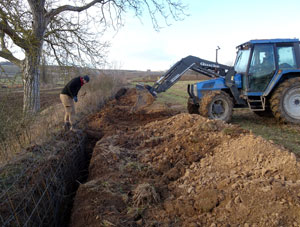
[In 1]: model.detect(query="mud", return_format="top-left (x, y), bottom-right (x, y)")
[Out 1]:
top-left (70, 88), bottom-right (300, 227)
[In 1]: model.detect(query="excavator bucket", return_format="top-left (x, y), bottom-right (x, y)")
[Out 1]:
top-left (132, 84), bottom-right (156, 112)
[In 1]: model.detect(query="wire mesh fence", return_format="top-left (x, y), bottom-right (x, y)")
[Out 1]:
top-left (0, 130), bottom-right (87, 227)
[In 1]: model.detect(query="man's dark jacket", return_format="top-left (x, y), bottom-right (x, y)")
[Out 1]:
top-left (61, 76), bottom-right (82, 98)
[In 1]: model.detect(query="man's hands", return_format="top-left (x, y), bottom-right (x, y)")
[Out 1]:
top-left (73, 96), bottom-right (78, 102)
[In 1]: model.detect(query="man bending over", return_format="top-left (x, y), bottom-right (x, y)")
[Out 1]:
top-left (60, 75), bottom-right (90, 131)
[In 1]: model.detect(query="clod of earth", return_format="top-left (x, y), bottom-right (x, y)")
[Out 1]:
top-left (70, 88), bottom-right (300, 227)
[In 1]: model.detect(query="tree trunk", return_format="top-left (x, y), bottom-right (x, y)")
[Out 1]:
top-left (22, 0), bottom-right (47, 114)
top-left (23, 52), bottom-right (41, 113)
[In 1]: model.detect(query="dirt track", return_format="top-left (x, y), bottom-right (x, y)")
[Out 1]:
top-left (70, 88), bottom-right (300, 227)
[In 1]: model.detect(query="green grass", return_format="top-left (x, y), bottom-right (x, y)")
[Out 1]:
top-left (232, 109), bottom-right (300, 155)
top-left (142, 80), bottom-right (199, 107)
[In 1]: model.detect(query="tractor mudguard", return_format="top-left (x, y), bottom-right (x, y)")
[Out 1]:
top-left (263, 70), bottom-right (300, 96)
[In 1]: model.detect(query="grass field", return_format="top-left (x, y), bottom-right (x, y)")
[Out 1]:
top-left (141, 80), bottom-right (196, 106)
top-left (141, 79), bottom-right (300, 156)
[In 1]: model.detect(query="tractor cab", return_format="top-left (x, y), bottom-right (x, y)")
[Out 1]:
top-left (234, 39), bottom-right (300, 96)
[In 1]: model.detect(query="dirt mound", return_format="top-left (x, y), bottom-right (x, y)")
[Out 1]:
top-left (152, 134), bottom-right (300, 226)
top-left (81, 88), bottom-right (174, 134)
top-left (70, 88), bottom-right (300, 227)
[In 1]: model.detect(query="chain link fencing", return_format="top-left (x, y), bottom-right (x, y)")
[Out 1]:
top-left (0, 130), bottom-right (88, 227)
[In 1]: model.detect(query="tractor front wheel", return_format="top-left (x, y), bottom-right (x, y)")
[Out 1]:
top-left (270, 77), bottom-right (300, 123)
top-left (199, 91), bottom-right (233, 122)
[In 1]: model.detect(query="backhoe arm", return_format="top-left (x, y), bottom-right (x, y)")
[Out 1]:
top-left (149, 55), bottom-right (232, 95)
top-left (133, 55), bottom-right (232, 112)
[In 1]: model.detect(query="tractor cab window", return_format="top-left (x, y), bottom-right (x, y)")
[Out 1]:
top-left (234, 49), bottom-right (250, 73)
top-left (277, 46), bottom-right (296, 69)
top-left (248, 44), bottom-right (275, 92)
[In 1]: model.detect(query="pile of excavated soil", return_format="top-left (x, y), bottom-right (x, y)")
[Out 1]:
top-left (70, 88), bottom-right (300, 227)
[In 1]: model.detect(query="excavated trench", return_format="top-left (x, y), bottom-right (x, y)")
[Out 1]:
top-left (0, 128), bottom-right (102, 227)
top-left (67, 88), bottom-right (300, 227)
top-left (59, 130), bottom-right (101, 226)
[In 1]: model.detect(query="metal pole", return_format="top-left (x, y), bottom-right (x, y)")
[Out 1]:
top-left (216, 46), bottom-right (220, 63)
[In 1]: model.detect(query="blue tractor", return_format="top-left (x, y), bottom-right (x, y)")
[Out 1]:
top-left (136, 38), bottom-right (300, 123)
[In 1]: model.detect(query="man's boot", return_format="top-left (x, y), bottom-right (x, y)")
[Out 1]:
top-left (64, 122), bottom-right (71, 131)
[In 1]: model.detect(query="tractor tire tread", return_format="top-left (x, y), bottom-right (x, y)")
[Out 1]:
top-left (270, 77), bottom-right (300, 123)
top-left (199, 90), bottom-right (233, 122)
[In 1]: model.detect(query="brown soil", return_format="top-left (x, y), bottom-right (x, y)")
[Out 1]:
top-left (70, 88), bottom-right (300, 227)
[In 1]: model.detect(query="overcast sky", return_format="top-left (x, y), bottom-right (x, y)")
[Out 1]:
top-left (106, 0), bottom-right (300, 71)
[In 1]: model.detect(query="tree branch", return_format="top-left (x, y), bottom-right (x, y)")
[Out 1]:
top-left (0, 50), bottom-right (22, 67)
top-left (0, 9), bottom-right (29, 51)
top-left (0, 24), bottom-right (28, 51)
top-left (45, 0), bottom-right (107, 23)
top-left (0, 30), bottom-right (7, 50)
top-left (0, 25), bottom-right (22, 67)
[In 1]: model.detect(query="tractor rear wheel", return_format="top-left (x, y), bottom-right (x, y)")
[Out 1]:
top-left (199, 91), bottom-right (233, 122)
top-left (187, 98), bottom-right (199, 114)
top-left (270, 77), bottom-right (300, 123)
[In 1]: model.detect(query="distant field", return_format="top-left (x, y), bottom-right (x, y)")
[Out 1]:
top-left (136, 79), bottom-right (300, 156)
top-left (0, 76), bottom-right (23, 88)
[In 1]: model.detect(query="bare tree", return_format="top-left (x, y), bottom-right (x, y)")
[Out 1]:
top-left (0, 0), bottom-right (186, 113)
